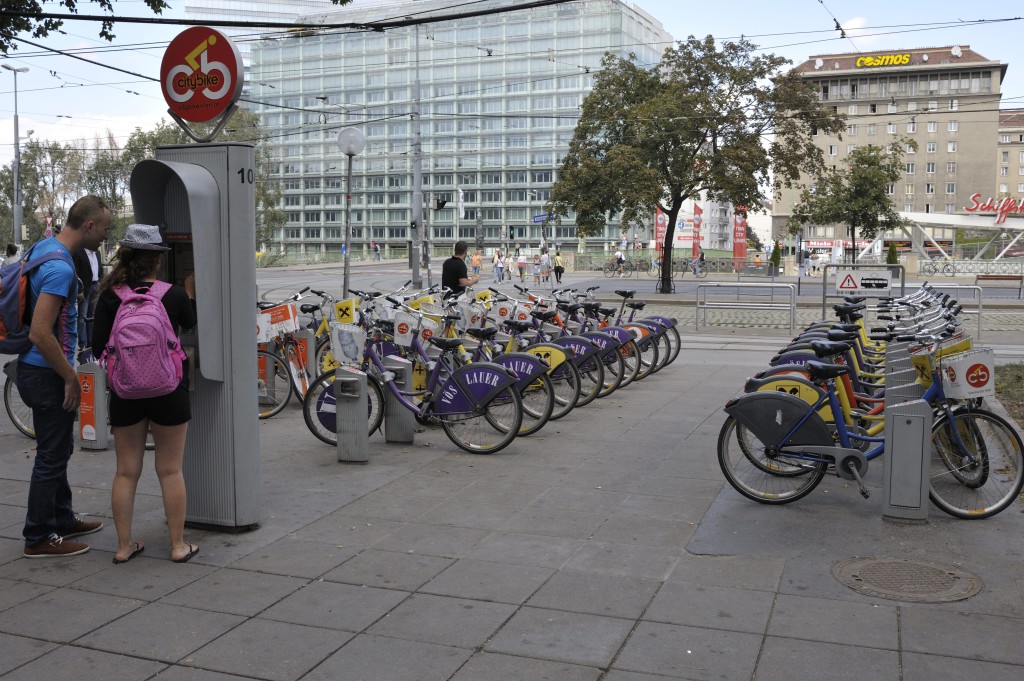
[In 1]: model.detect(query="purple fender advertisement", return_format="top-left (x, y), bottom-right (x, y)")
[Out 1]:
top-left (580, 331), bottom-right (620, 357)
top-left (644, 314), bottom-right (677, 329)
top-left (436, 362), bottom-right (518, 415)
top-left (550, 335), bottom-right (599, 365)
top-left (491, 352), bottom-right (549, 391)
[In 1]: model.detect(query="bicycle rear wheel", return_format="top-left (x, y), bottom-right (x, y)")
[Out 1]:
top-left (4, 377), bottom-right (34, 438)
top-left (302, 370), bottom-right (385, 445)
top-left (597, 348), bottom-right (625, 397)
top-left (617, 339), bottom-right (641, 388)
top-left (929, 408), bottom-right (1024, 519)
top-left (633, 336), bottom-right (660, 381)
top-left (257, 349), bottom-right (292, 419)
top-left (548, 361), bottom-right (582, 420)
top-left (440, 386), bottom-right (523, 454)
top-left (518, 373), bottom-right (555, 436)
top-left (717, 416), bottom-right (827, 504)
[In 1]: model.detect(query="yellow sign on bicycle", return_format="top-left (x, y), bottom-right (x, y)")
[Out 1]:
top-left (407, 295), bottom-right (434, 311)
top-left (333, 298), bottom-right (358, 324)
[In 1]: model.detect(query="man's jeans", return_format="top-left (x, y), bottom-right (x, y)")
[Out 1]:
top-left (17, 362), bottom-right (77, 546)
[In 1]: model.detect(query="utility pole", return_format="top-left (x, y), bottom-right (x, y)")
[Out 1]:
top-left (410, 24), bottom-right (423, 288)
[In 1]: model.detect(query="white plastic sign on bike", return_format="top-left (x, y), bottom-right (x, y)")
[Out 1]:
top-left (418, 316), bottom-right (439, 343)
top-left (393, 311), bottom-right (418, 347)
top-left (260, 303), bottom-right (299, 337)
top-left (457, 302), bottom-right (487, 331)
top-left (495, 302), bottom-right (516, 323)
top-left (328, 322), bottom-right (366, 367)
top-left (942, 347), bottom-right (996, 399)
top-left (834, 270), bottom-right (891, 295)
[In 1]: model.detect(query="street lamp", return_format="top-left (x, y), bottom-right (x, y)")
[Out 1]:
top-left (3, 64), bottom-right (29, 247)
top-left (337, 127), bottom-right (366, 297)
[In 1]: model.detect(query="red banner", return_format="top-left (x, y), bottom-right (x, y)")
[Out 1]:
top-left (655, 208), bottom-right (668, 251)
top-left (692, 204), bottom-right (703, 258)
top-left (732, 213), bottom-right (748, 268)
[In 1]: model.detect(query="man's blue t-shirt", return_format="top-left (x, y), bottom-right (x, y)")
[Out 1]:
top-left (19, 238), bottom-right (78, 368)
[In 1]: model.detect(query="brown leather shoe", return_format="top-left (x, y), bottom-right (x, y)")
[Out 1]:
top-left (60, 515), bottom-right (104, 539)
top-left (24, 535), bottom-right (90, 558)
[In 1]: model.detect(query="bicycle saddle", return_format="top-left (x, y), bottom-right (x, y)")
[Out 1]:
top-left (826, 329), bottom-right (859, 342)
top-left (810, 340), bottom-right (852, 358)
top-left (531, 309), bottom-right (559, 322)
top-left (465, 327), bottom-right (499, 340)
top-left (625, 301), bottom-right (647, 310)
top-left (599, 307), bottom-right (617, 316)
top-left (615, 290), bottom-right (635, 298)
top-left (559, 303), bottom-right (583, 314)
top-left (503, 320), bottom-right (533, 333)
top-left (581, 302), bottom-right (602, 313)
top-left (256, 301), bottom-right (276, 310)
top-left (833, 303), bottom-right (865, 315)
top-left (805, 360), bottom-right (851, 380)
top-left (299, 303), bottom-right (319, 315)
top-left (843, 296), bottom-right (867, 304)
top-left (427, 337), bottom-right (464, 351)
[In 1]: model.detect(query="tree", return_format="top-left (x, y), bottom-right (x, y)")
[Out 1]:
top-left (886, 241), bottom-right (899, 265)
top-left (788, 141), bottom-right (913, 263)
top-left (769, 239), bottom-right (781, 273)
top-left (550, 35), bottom-right (844, 292)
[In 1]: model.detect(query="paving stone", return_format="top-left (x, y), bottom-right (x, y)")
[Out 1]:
top-left (228, 538), bottom-right (360, 579)
top-left (420, 559), bottom-right (554, 604)
top-left (151, 666), bottom-right (260, 681)
top-left (77, 546), bottom-right (213, 587)
top-left (336, 491), bottom-right (443, 522)
top-left (0, 536), bottom-right (25, 566)
top-left (755, 636), bottom-right (900, 681)
top-left (616, 493), bottom-right (715, 522)
top-left (0, 631), bottom-right (57, 675)
top-left (590, 516), bottom-right (694, 548)
top-left (372, 523), bottom-right (491, 557)
top-left (0, 587), bottom-right (143, 642)
top-left (499, 507), bottom-right (607, 539)
top-left (613, 621), bottom-right (761, 680)
top-left (0, 644), bottom-right (166, 681)
top-left (467, 532), bottom-right (583, 568)
top-left (416, 500), bottom-right (526, 531)
top-left (644, 582), bottom-right (775, 635)
top-left (767, 593), bottom-right (898, 649)
top-left (526, 570), bottom-right (659, 619)
top-left (290, 514), bottom-right (411, 548)
top-left (563, 541), bottom-right (680, 580)
top-left (75, 602), bottom-right (245, 662)
top-left (530, 486), bottom-right (630, 513)
top-left (486, 606), bottom-right (634, 668)
top-left (450, 651), bottom-right (602, 681)
top-left (559, 468), bottom-right (648, 493)
top-left (452, 480), bottom-right (553, 506)
top-left (157, 568), bottom-right (307, 616)
top-left (377, 472), bottom-right (478, 499)
top-left (0, 502), bottom-right (24, 530)
top-left (902, 608), bottom-right (1024, 665)
top-left (0, 549), bottom-right (111, 586)
top-left (0, 576), bottom-right (54, 612)
top-left (603, 671), bottom-right (685, 681)
top-left (668, 554), bottom-right (785, 591)
top-left (368, 593), bottom-right (516, 648)
top-left (302, 634), bottom-right (472, 681)
top-left (902, 651), bottom-right (1024, 681)
top-left (321, 549), bottom-right (453, 590)
top-left (259, 579), bottom-right (408, 632)
top-left (184, 618), bottom-right (350, 681)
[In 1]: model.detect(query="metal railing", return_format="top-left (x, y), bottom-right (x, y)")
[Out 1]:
top-left (696, 282), bottom-right (797, 333)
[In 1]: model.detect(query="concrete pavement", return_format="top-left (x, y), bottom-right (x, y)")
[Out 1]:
top-left (1, 323), bottom-right (1022, 679)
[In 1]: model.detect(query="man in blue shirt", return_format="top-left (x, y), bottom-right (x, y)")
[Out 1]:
top-left (20, 195), bottom-right (111, 558)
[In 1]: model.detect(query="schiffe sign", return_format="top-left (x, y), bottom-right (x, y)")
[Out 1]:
top-left (160, 26), bottom-right (243, 142)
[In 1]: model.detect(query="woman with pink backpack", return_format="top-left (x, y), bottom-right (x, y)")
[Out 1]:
top-left (91, 224), bottom-right (199, 565)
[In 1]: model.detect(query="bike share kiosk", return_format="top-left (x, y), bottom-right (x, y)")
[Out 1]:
top-left (121, 27), bottom-right (259, 530)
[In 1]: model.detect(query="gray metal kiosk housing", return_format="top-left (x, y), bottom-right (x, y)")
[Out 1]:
top-left (129, 143), bottom-right (260, 530)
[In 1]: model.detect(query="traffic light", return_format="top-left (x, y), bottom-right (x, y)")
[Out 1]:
top-left (508, 225), bottom-right (515, 241)
top-left (434, 198), bottom-right (448, 210)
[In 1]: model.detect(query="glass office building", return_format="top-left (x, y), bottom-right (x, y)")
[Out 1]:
top-left (245, 0), bottom-right (672, 256)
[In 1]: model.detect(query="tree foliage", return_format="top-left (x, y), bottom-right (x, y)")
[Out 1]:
top-left (0, 1), bottom-right (169, 52)
top-left (787, 140), bottom-right (913, 257)
top-left (550, 35), bottom-right (844, 291)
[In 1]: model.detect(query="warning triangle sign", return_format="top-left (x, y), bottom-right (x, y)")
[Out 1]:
top-left (838, 274), bottom-right (859, 290)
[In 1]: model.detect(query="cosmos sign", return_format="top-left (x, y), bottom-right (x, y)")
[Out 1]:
top-left (855, 54), bottom-right (911, 68)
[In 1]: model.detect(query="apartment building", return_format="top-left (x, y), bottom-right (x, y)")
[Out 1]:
top-left (775, 46), bottom-right (1007, 249)
top-left (243, 0), bottom-right (671, 256)
top-left (997, 108), bottom-right (1024, 197)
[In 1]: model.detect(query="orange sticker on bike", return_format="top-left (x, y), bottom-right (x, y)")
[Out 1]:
top-left (966, 363), bottom-right (990, 388)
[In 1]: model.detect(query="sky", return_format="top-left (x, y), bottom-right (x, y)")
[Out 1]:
top-left (0, 0), bottom-right (1022, 167)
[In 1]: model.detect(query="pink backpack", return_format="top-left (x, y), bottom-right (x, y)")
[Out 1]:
top-left (101, 281), bottom-right (186, 399)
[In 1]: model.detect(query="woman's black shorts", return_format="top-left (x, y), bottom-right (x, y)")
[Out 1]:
top-left (108, 381), bottom-right (191, 427)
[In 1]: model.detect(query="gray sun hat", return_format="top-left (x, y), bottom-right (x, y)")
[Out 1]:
top-left (119, 223), bottom-right (170, 251)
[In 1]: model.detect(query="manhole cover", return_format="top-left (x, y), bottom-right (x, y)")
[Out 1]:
top-left (832, 557), bottom-right (982, 603)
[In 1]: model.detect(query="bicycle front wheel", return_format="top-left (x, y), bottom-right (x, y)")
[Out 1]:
top-left (4, 377), bottom-right (34, 438)
top-left (518, 373), bottom-right (555, 437)
top-left (302, 371), bottom-right (386, 446)
top-left (440, 386), bottom-right (523, 454)
top-left (694, 266), bottom-right (708, 279)
top-left (597, 348), bottom-right (625, 398)
top-left (633, 336), bottom-right (660, 381)
top-left (617, 339), bottom-right (642, 388)
top-left (257, 349), bottom-right (292, 419)
top-left (548, 360), bottom-right (582, 420)
top-left (718, 416), bottom-right (827, 504)
top-left (929, 408), bottom-right (1024, 519)
top-left (603, 262), bottom-right (617, 278)
top-left (574, 355), bottom-right (605, 408)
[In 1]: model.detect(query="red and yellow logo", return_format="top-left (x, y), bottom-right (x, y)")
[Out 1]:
top-left (161, 27), bottom-right (243, 122)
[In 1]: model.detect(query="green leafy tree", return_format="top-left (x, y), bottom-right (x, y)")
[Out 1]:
top-left (550, 35), bottom-right (844, 292)
top-left (788, 141), bottom-right (913, 263)
top-left (886, 241), bottom-right (899, 265)
top-left (769, 240), bottom-right (781, 268)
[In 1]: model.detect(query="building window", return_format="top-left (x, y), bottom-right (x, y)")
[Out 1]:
top-left (888, 102), bottom-right (897, 113)
top-left (905, 184), bottom-right (915, 195)
top-left (947, 141), bottom-right (957, 153)
top-left (904, 203), bottom-right (915, 212)
top-left (1000, 134), bottom-right (1012, 143)
top-left (926, 162), bottom-right (936, 174)
top-left (947, 162), bottom-right (957, 173)
top-left (946, 182), bottom-right (956, 194)
top-left (927, 142), bottom-right (936, 153)
top-left (1000, 167), bottom-right (1008, 176)
top-left (1000, 183), bottom-right (1008, 193)
top-left (848, 104), bottom-right (858, 114)
top-left (948, 120), bottom-right (958, 132)
top-left (906, 121), bottom-right (916, 133)
top-left (285, 228), bottom-right (301, 239)
top-left (906, 143), bottom-right (915, 154)
top-left (304, 212), bottom-right (321, 222)
top-left (286, 212), bottom-right (301, 223)
top-left (828, 145), bottom-right (838, 156)
top-left (867, 124), bottom-right (876, 135)
top-left (924, 204), bottom-right (932, 213)
top-left (925, 183), bottom-right (934, 195)
top-left (886, 183), bottom-right (895, 195)
top-left (927, 121), bottom-right (938, 133)
top-left (1020, 151), bottom-right (1024, 163)
top-left (905, 163), bottom-right (915, 174)
top-left (946, 203), bottom-right (956, 214)
top-left (1019, 183), bottom-right (1024, 193)
top-left (887, 122), bottom-right (897, 134)
top-left (304, 228), bottom-right (321, 239)
top-left (949, 99), bottom-right (959, 111)
top-left (847, 125), bottom-right (857, 136)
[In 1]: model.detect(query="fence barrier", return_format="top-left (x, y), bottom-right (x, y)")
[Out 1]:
top-left (696, 282), bottom-right (797, 333)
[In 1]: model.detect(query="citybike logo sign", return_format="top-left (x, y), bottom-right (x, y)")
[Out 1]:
top-left (966, 363), bottom-right (990, 389)
top-left (160, 27), bottom-right (243, 123)
top-left (855, 54), bottom-right (911, 68)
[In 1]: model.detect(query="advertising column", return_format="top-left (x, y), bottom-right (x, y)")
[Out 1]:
top-left (732, 212), bottom-right (748, 270)
top-left (692, 204), bottom-right (702, 258)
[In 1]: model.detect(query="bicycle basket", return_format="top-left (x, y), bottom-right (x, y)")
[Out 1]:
top-left (328, 322), bottom-right (367, 367)
top-left (908, 330), bottom-right (972, 387)
top-left (940, 347), bottom-right (995, 400)
top-left (457, 302), bottom-right (487, 331)
top-left (392, 311), bottom-right (419, 347)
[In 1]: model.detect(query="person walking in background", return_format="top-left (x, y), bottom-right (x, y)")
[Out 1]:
top-left (533, 253), bottom-right (542, 285)
top-left (470, 250), bottom-right (482, 277)
top-left (517, 251), bottom-right (527, 282)
top-left (92, 224), bottom-right (199, 564)
top-left (20, 195), bottom-right (110, 558)
top-left (553, 251), bottom-right (565, 284)
top-left (372, 242), bottom-right (381, 261)
top-left (492, 250), bottom-right (504, 283)
top-left (442, 240), bottom-right (479, 298)
top-left (540, 249), bottom-right (551, 283)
